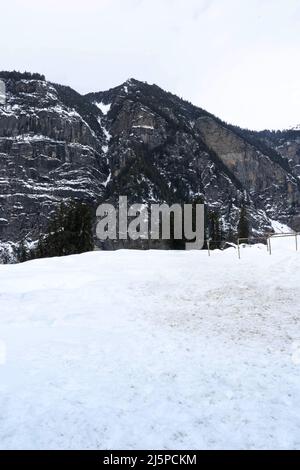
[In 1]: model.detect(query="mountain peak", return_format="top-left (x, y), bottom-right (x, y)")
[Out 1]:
top-left (0, 71), bottom-right (300, 258)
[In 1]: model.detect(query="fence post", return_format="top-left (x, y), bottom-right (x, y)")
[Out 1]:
top-left (268, 237), bottom-right (272, 255)
top-left (207, 239), bottom-right (211, 257)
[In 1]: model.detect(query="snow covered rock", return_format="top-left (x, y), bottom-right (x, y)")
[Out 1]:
top-left (1, 72), bottom-right (300, 253)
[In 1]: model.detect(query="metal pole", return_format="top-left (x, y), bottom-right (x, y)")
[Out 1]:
top-left (268, 237), bottom-right (272, 255)
top-left (296, 233), bottom-right (298, 252)
top-left (207, 240), bottom-right (211, 257)
top-left (238, 240), bottom-right (241, 259)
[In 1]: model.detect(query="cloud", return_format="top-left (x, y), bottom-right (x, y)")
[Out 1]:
top-left (0, 0), bottom-right (299, 129)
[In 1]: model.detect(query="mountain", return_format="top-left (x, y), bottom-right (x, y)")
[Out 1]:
top-left (0, 72), bottom-right (300, 259)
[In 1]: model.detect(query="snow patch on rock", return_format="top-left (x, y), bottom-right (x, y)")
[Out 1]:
top-left (271, 220), bottom-right (294, 234)
top-left (95, 102), bottom-right (111, 116)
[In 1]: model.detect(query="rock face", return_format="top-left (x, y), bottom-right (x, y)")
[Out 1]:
top-left (0, 72), bottom-right (300, 256)
top-left (0, 76), bottom-right (108, 242)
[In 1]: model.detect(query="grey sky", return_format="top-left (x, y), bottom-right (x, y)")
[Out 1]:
top-left (1, 0), bottom-right (299, 130)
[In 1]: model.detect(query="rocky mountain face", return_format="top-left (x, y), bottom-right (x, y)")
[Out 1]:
top-left (0, 72), bottom-right (300, 259)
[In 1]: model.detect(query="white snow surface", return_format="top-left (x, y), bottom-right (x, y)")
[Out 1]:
top-left (132, 125), bottom-right (154, 130)
top-left (95, 102), bottom-right (111, 116)
top-left (0, 238), bottom-right (300, 450)
top-left (271, 220), bottom-right (295, 234)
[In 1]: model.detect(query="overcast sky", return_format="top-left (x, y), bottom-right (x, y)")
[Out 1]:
top-left (1, 0), bottom-right (299, 130)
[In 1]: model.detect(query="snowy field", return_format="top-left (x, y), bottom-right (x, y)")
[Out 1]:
top-left (0, 238), bottom-right (300, 450)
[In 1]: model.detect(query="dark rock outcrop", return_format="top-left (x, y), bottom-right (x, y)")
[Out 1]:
top-left (0, 75), bottom-right (108, 242)
top-left (0, 72), bottom-right (299, 259)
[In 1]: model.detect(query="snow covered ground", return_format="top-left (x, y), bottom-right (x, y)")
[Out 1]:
top-left (0, 238), bottom-right (300, 450)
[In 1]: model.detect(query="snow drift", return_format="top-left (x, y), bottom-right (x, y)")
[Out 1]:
top-left (0, 239), bottom-right (299, 449)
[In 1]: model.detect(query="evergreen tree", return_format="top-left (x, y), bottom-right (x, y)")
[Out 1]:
top-left (18, 240), bottom-right (28, 263)
top-left (208, 212), bottom-right (222, 249)
top-left (30, 202), bottom-right (94, 259)
top-left (192, 196), bottom-right (207, 250)
top-left (237, 205), bottom-right (249, 241)
top-left (170, 196), bottom-right (205, 250)
top-left (169, 203), bottom-right (185, 250)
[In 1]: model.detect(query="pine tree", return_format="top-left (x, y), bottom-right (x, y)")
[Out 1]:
top-left (169, 203), bottom-right (185, 250)
top-left (237, 205), bottom-right (249, 241)
top-left (208, 212), bottom-right (222, 249)
top-left (31, 202), bottom-right (94, 259)
top-left (17, 240), bottom-right (28, 263)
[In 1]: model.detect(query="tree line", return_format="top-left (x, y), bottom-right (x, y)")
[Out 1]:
top-left (17, 201), bottom-right (250, 262)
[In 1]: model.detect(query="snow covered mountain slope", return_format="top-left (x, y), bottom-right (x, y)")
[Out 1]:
top-left (0, 239), bottom-right (299, 449)
top-left (0, 74), bottom-right (109, 243)
top-left (0, 72), bottom-right (300, 253)
top-left (86, 79), bottom-right (300, 235)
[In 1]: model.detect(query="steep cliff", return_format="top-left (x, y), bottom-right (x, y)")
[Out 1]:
top-left (0, 72), bottom-right (299, 259)
top-left (0, 75), bottom-right (108, 243)
top-left (87, 78), bottom-right (300, 235)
